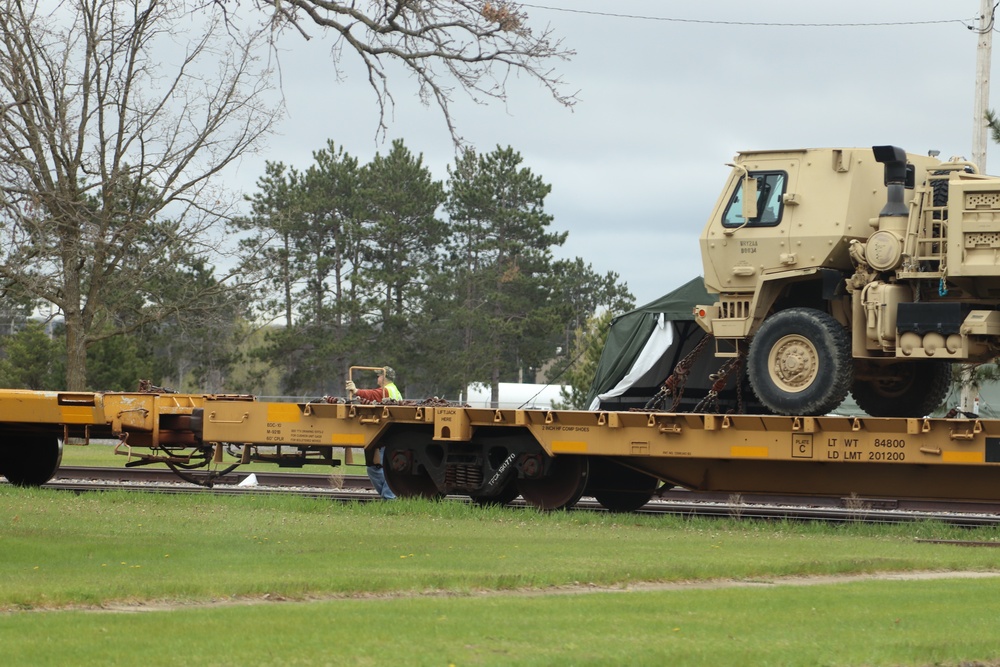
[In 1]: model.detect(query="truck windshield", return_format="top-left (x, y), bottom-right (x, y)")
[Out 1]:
top-left (722, 171), bottom-right (787, 227)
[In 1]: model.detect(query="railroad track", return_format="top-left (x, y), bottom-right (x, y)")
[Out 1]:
top-left (18, 466), bottom-right (1000, 527)
top-left (54, 465), bottom-right (367, 489)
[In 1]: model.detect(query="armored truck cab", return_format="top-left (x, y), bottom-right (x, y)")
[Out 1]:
top-left (696, 146), bottom-right (1000, 417)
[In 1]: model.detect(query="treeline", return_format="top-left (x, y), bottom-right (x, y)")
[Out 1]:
top-left (0, 140), bottom-right (633, 400)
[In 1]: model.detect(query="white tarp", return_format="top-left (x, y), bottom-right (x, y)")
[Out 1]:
top-left (588, 314), bottom-right (675, 410)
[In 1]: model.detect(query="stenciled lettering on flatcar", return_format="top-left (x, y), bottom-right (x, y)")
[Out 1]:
top-left (486, 452), bottom-right (518, 488)
top-left (825, 436), bottom-right (870, 460)
top-left (792, 434), bottom-right (813, 458)
top-left (289, 428), bottom-right (323, 444)
top-left (868, 451), bottom-right (906, 461)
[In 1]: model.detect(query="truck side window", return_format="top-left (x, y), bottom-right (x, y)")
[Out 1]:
top-left (722, 171), bottom-right (787, 227)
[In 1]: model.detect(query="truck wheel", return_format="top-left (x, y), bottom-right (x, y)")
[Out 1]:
top-left (852, 361), bottom-right (952, 417)
top-left (748, 308), bottom-right (853, 416)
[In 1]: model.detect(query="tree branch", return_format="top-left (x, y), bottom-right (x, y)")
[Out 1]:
top-left (221, 0), bottom-right (576, 143)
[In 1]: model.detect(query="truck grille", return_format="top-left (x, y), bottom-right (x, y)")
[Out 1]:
top-left (966, 192), bottom-right (1000, 209)
top-left (720, 298), bottom-right (752, 319)
top-left (965, 232), bottom-right (1000, 248)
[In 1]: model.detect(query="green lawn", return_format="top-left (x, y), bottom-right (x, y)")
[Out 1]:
top-left (2, 486), bottom-right (1000, 666)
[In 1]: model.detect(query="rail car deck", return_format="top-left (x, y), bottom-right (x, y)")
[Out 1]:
top-left (2, 390), bottom-right (1000, 510)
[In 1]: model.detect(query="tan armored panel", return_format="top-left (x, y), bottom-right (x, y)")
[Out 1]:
top-left (946, 174), bottom-right (1000, 284)
top-left (700, 148), bottom-right (946, 296)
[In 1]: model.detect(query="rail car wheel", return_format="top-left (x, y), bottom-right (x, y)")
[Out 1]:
top-left (470, 479), bottom-right (520, 507)
top-left (383, 446), bottom-right (442, 499)
top-left (748, 307), bottom-right (853, 416)
top-left (588, 461), bottom-right (659, 513)
top-left (1, 435), bottom-right (63, 486)
top-left (515, 455), bottom-right (588, 511)
top-left (852, 360), bottom-right (952, 417)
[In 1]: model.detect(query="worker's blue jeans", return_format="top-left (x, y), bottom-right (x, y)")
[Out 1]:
top-left (367, 447), bottom-right (396, 499)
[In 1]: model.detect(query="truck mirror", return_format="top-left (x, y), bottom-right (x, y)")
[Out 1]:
top-left (742, 174), bottom-right (759, 220)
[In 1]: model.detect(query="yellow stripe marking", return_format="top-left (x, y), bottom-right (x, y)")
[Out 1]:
top-left (551, 441), bottom-right (588, 453)
top-left (942, 450), bottom-right (985, 463)
top-left (60, 406), bottom-right (96, 424)
top-left (730, 445), bottom-right (769, 458)
top-left (266, 403), bottom-right (302, 423)
top-left (331, 433), bottom-right (366, 446)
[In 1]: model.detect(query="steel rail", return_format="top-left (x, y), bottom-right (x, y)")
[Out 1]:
top-left (55, 466), bottom-right (370, 489)
top-left (17, 467), bottom-right (1000, 527)
top-left (54, 466), bottom-right (1000, 516)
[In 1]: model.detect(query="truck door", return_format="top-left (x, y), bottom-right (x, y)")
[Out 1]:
top-left (703, 159), bottom-right (798, 293)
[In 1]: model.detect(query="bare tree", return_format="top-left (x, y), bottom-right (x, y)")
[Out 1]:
top-left (238, 0), bottom-right (577, 142)
top-left (0, 0), bottom-right (281, 390)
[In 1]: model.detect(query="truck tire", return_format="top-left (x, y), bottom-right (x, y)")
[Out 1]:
top-left (748, 308), bottom-right (853, 416)
top-left (852, 361), bottom-right (952, 417)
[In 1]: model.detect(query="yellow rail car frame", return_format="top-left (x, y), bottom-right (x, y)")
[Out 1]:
top-left (3, 388), bottom-right (1000, 503)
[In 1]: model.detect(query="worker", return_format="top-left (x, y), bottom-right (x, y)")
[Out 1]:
top-left (345, 367), bottom-right (402, 402)
top-left (346, 367), bottom-right (402, 499)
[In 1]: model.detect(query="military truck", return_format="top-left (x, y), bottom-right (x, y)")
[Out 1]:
top-left (695, 145), bottom-right (1000, 417)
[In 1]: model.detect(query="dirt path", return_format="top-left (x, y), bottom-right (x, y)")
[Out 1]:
top-left (39, 569), bottom-right (1000, 614)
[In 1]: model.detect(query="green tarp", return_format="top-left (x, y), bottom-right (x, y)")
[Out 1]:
top-left (586, 277), bottom-right (712, 410)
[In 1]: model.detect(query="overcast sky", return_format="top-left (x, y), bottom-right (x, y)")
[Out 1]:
top-left (230, 1), bottom-right (988, 308)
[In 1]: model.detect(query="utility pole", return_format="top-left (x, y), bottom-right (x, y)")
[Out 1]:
top-left (963, 0), bottom-right (994, 415)
top-left (973, 0), bottom-right (993, 173)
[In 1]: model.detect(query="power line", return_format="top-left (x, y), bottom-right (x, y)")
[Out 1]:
top-left (518, 4), bottom-right (976, 29)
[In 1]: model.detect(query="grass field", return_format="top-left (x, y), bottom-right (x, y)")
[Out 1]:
top-left (3, 486), bottom-right (1000, 666)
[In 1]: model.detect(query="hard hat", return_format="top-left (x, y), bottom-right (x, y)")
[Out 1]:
top-left (379, 367), bottom-right (396, 381)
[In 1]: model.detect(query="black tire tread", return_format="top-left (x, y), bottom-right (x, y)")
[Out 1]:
top-left (748, 308), bottom-right (853, 416)
top-left (852, 361), bottom-right (952, 418)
